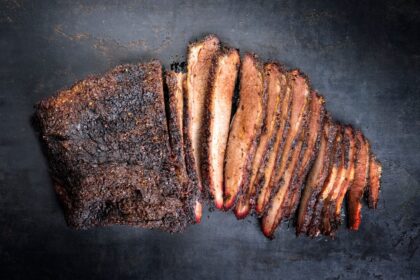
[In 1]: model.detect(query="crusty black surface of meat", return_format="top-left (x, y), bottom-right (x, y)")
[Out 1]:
top-left (35, 61), bottom-right (196, 232)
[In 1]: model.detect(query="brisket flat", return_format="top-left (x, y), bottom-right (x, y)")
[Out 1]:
top-left (36, 61), bottom-right (195, 232)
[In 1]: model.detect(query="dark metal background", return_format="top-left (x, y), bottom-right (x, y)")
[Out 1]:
top-left (1, 0), bottom-right (419, 279)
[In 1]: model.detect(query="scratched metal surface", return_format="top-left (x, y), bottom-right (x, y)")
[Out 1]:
top-left (1, 0), bottom-right (419, 279)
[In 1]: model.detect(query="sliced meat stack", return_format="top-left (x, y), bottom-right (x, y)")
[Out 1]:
top-left (35, 34), bottom-right (382, 238)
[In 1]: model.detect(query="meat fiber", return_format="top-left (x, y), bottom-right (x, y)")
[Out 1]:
top-left (256, 70), bottom-right (310, 215)
top-left (347, 131), bottom-right (370, 230)
top-left (234, 63), bottom-right (285, 219)
top-left (35, 61), bottom-right (196, 232)
top-left (185, 35), bottom-right (220, 222)
top-left (202, 47), bottom-right (240, 209)
top-left (224, 53), bottom-right (265, 210)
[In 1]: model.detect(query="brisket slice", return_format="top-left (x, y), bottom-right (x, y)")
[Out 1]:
top-left (324, 126), bottom-right (357, 235)
top-left (224, 53), bottom-right (265, 210)
top-left (165, 71), bottom-right (186, 169)
top-left (296, 116), bottom-right (337, 235)
top-left (256, 70), bottom-right (310, 215)
top-left (234, 63), bottom-right (285, 219)
top-left (185, 35), bottom-right (220, 222)
top-left (367, 154), bottom-right (382, 209)
top-left (282, 92), bottom-right (325, 220)
top-left (308, 124), bottom-right (343, 237)
top-left (36, 61), bottom-right (195, 232)
top-left (201, 47), bottom-right (240, 209)
top-left (319, 126), bottom-right (348, 236)
top-left (347, 131), bottom-right (370, 230)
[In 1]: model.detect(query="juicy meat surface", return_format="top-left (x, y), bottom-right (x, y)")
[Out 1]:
top-left (234, 63), bottom-right (285, 219)
top-left (256, 69), bottom-right (310, 215)
top-left (368, 155), bottom-right (382, 209)
top-left (202, 47), bottom-right (240, 209)
top-left (36, 61), bottom-right (196, 232)
top-left (308, 125), bottom-right (342, 237)
top-left (185, 35), bottom-right (220, 222)
top-left (347, 131), bottom-right (370, 230)
top-left (296, 117), bottom-right (337, 235)
top-left (224, 53), bottom-right (265, 210)
top-left (282, 92), bottom-right (325, 220)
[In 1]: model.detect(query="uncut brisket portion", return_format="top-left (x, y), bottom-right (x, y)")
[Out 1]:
top-left (36, 61), bottom-right (195, 232)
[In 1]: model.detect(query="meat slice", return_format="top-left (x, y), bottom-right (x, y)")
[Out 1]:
top-left (260, 91), bottom-right (323, 238)
top-left (185, 35), bottom-right (220, 222)
top-left (202, 47), bottom-right (240, 209)
top-left (296, 117), bottom-right (337, 235)
top-left (307, 125), bottom-right (343, 237)
top-left (367, 154), bottom-right (382, 209)
top-left (35, 61), bottom-right (196, 232)
top-left (319, 126), bottom-right (349, 236)
top-left (282, 92), bottom-right (326, 220)
top-left (256, 69), bottom-right (310, 215)
top-left (325, 126), bottom-right (357, 235)
top-left (347, 131), bottom-right (370, 230)
top-left (234, 63), bottom-right (285, 219)
top-left (165, 71), bottom-right (186, 168)
top-left (224, 53), bottom-right (265, 210)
